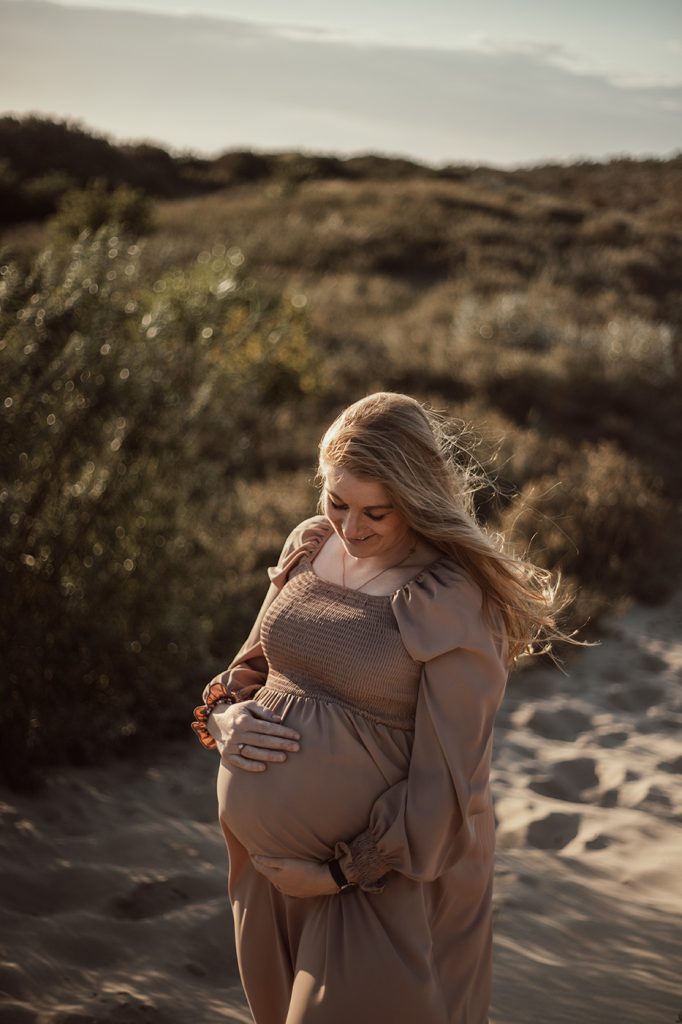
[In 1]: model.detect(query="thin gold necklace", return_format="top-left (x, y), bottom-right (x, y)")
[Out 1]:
top-left (342, 534), bottom-right (418, 593)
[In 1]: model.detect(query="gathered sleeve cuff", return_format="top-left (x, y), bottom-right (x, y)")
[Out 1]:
top-left (192, 514), bottom-right (332, 748)
top-left (336, 560), bottom-right (510, 891)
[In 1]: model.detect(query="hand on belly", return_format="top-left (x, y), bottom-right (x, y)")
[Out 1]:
top-left (250, 855), bottom-right (339, 897)
top-left (209, 699), bottom-right (301, 771)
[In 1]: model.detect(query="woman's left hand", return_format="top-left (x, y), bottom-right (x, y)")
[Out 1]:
top-left (251, 854), bottom-right (340, 898)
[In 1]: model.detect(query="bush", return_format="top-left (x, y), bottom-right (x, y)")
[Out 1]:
top-left (497, 440), bottom-right (679, 610)
top-left (47, 177), bottom-right (155, 243)
top-left (0, 226), bottom-right (321, 787)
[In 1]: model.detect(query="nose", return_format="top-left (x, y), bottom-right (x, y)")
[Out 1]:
top-left (341, 510), bottom-right (363, 538)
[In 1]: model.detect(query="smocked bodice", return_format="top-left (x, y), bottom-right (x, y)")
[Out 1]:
top-left (259, 553), bottom-right (422, 729)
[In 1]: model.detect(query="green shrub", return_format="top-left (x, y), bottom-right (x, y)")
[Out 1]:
top-left (497, 440), bottom-right (678, 609)
top-left (0, 226), bottom-right (321, 787)
top-left (47, 177), bottom-right (155, 243)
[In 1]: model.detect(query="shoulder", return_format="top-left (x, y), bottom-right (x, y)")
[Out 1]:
top-left (391, 556), bottom-right (504, 664)
top-left (281, 514), bottom-right (332, 556)
top-left (266, 514), bottom-right (332, 589)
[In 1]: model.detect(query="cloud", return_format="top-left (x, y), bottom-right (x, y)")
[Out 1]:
top-left (1, 0), bottom-right (680, 166)
top-left (454, 33), bottom-right (574, 63)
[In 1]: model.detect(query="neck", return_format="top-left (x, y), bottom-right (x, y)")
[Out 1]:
top-left (343, 531), bottom-right (417, 571)
top-left (341, 531), bottom-right (418, 591)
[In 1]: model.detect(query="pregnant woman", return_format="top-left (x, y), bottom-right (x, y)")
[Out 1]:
top-left (192, 391), bottom-right (572, 1024)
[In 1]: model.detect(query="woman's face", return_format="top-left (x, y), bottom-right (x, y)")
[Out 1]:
top-left (322, 465), bottom-right (414, 559)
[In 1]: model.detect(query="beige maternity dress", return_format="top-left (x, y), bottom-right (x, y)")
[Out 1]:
top-left (200, 514), bottom-right (510, 1024)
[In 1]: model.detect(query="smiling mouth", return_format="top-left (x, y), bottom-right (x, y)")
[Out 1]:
top-left (347, 535), bottom-right (373, 542)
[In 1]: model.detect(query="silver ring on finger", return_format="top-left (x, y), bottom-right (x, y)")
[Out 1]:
top-left (237, 742), bottom-right (246, 753)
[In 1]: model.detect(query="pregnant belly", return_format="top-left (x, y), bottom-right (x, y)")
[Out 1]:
top-left (216, 687), bottom-right (410, 861)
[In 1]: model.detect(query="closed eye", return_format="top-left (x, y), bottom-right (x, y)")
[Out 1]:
top-left (328, 498), bottom-right (387, 522)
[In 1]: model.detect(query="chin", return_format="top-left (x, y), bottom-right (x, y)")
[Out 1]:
top-left (345, 535), bottom-right (376, 548)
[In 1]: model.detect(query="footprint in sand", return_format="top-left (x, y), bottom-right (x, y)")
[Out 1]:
top-left (529, 756), bottom-right (599, 803)
top-left (584, 833), bottom-right (614, 851)
top-left (657, 754), bottom-right (682, 774)
top-left (594, 729), bottom-right (630, 748)
top-left (497, 808), bottom-right (583, 851)
top-left (606, 681), bottom-right (664, 712)
top-left (108, 873), bottom-right (220, 920)
top-left (511, 704), bottom-right (592, 741)
top-left (637, 650), bottom-right (668, 673)
top-left (526, 811), bottom-right (582, 850)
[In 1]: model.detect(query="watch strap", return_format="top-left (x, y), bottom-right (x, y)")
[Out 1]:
top-left (327, 857), bottom-right (355, 892)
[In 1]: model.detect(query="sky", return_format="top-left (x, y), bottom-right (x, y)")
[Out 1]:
top-left (1, 0), bottom-right (680, 167)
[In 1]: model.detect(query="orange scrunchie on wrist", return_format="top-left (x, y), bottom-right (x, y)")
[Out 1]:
top-left (191, 680), bottom-right (239, 749)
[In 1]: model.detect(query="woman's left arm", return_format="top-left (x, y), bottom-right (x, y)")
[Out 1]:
top-left (251, 637), bottom-right (507, 899)
top-left (334, 575), bottom-right (510, 892)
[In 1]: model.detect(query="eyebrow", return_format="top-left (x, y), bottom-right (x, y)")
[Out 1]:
top-left (328, 490), bottom-right (394, 510)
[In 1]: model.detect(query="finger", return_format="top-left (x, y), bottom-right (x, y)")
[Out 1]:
top-left (246, 704), bottom-right (286, 724)
top-left (252, 855), bottom-right (283, 867)
top-left (234, 744), bottom-right (291, 764)
top-left (242, 719), bottom-right (301, 741)
top-left (237, 732), bottom-right (300, 751)
top-left (221, 754), bottom-right (267, 773)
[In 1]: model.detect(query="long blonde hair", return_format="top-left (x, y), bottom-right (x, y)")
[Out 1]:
top-left (314, 391), bottom-right (583, 671)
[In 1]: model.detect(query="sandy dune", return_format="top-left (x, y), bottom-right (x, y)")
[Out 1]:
top-left (1, 589), bottom-right (680, 1023)
top-left (490, 588), bottom-right (681, 1024)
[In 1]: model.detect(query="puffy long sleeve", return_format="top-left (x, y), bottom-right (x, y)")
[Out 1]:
top-left (199, 515), bottom-right (330, 706)
top-left (334, 562), bottom-right (510, 892)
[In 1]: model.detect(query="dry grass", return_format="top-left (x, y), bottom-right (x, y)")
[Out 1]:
top-left (2, 153), bottom-right (680, 780)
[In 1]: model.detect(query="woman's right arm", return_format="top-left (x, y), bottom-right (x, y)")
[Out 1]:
top-left (200, 576), bottom-right (281, 706)
top-left (204, 575), bottom-right (301, 773)
top-left (193, 521), bottom-right (309, 770)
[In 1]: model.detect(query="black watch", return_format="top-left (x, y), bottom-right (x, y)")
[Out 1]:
top-left (327, 857), bottom-right (356, 893)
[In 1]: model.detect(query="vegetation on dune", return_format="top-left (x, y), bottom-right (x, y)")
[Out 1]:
top-left (1, 116), bottom-right (680, 786)
top-left (1, 208), bottom-right (319, 787)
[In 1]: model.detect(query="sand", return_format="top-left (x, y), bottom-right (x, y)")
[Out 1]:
top-left (1, 588), bottom-right (680, 1024)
